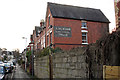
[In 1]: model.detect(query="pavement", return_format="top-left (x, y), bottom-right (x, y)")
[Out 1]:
top-left (13, 63), bottom-right (30, 79)
top-left (5, 63), bottom-right (31, 80)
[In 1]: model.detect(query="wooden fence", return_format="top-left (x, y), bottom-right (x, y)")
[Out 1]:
top-left (103, 65), bottom-right (120, 79)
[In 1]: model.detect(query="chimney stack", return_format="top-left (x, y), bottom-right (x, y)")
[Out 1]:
top-left (40, 19), bottom-right (44, 27)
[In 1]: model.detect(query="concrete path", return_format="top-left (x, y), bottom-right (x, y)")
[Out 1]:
top-left (13, 64), bottom-right (30, 80)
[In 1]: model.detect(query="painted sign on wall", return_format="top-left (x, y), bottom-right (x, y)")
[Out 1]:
top-left (54, 26), bottom-right (72, 37)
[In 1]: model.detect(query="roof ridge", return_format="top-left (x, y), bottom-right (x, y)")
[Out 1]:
top-left (48, 2), bottom-right (100, 10)
top-left (47, 2), bottom-right (110, 23)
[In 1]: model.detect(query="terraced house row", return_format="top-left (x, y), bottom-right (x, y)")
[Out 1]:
top-left (30, 2), bottom-right (110, 51)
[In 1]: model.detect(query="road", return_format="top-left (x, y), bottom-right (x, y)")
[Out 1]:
top-left (5, 64), bottom-right (31, 80)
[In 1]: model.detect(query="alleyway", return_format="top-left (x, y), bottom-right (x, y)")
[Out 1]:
top-left (13, 64), bottom-right (30, 79)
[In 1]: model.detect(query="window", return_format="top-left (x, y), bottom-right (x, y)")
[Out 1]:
top-left (50, 33), bottom-right (52, 44)
top-left (48, 15), bottom-right (50, 27)
top-left (47, 35), bottom-right (49, 45)
top-left (37, 43), bottom-right (38, 49)
top-left (82, 32), bottom-right (88, 44)
top-left (119, 17), bottom-right (120, 20)
top-left (41, 36), bottom-right (45, 49)
top-left (43, 36), bottom-right (45, 47)
top-left (81, 21), bottom-right (87, 29)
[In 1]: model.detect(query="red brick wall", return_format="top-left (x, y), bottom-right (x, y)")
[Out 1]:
top-left (45, 8), bottom-right (54, 47)
top-left (40, 29), bottom-right (46, 49)
top-left (37, 33), bottom-right (41, 50)
top-left (54, 18), bottom-right (81, 45)
top-left (33, 30), bottom-right (38, 50)
top-left (53, 18), bottom-right (109, 50)
top-left (87, 22), bottom-right (109, 43)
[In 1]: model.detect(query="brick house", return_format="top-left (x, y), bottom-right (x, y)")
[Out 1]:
top-left (36, 2), bottom-right (110, 50)
top-left (37, 20), bottom-right (46, 50)
top-left (32, 26), bottom-right (42, 50)
top-left (31, 20), bottom-right (46, 51)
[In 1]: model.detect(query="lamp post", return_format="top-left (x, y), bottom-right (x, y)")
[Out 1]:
top-left (30, 40), bottom-right (34, 76)
top-left (22, 37), bottom-right (27, 72)
top-left (49, 45), bottom-right (53, 80)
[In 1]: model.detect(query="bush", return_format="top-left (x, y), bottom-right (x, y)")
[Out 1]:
top-left (54, 47), bottom-right (62, 53)
top-left (26, 50), bottom-right (32, 62)
top-left (35, 47), bottom-right (62, 58)
top-left (40, 47), bottom-right (49, 57)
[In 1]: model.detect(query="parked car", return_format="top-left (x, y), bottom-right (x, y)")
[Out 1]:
top-left (7, 61), bottom-right (14, 70)
top-left (3, 61), bottom-right (7, 63)
top-left (13, 61), bottom-right (16, 68)
top-left (0, 61), bottom-right (4, 67)
top-left (4, 63), bottom-right (12, 73)
top-left (0, 61), bottom-right (3, 64)
top-left (0, 64), bottom-right (4, 68)
top-left (0, 66), bottom-right (6, 80)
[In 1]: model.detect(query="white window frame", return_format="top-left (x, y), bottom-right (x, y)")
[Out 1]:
top-left (81, 30), bottom-right (88, 44)
top-left (41, 35), bottom-right (45, 49)
top-left (50, 32), bottom-right (52, 44)
top-left (81, 21), bottom-right (87, 29)
top-left (43, 36), bottom-right (45, 48)
top-left (48, 14), bottom-right (50, 27)
top-left (81, 30), bottom-right (88, 33)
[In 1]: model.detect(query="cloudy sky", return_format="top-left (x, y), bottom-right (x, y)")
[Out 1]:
top-left (0, 0), bottom-right (115, 52)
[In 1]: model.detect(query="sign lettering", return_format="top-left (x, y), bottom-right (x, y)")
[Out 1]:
top-left (54, 26), bottom-right (72, 37)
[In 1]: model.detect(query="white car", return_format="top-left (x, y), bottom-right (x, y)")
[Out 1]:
top-left (0, 66), bottom-right (6, 80)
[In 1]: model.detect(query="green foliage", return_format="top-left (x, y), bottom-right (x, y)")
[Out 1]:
top-left (4, 56), bottom-right (7, 60)
top-left (22, 61), bottom-right (25, 64)
top-left (26, 50), bottom-right (31, 57)
top-left (54, 47), bottom-right (62, 53)
top-left (35, 47), bottom-right (63, 58)
top-left (26, 50), bottom-right (32, 62)
top-left (40, 47), bottom-right (49, 57)
top-left (18, 59), bottom-right (22, 65)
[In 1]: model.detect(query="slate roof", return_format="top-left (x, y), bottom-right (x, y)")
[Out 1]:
top-left (48, 2), bottom-right (110, 23)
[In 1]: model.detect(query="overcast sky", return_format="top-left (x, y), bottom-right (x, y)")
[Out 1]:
top-left (0, 0), bottom-right (115, 52)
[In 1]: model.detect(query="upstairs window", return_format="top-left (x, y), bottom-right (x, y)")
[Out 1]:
top-left (48, 14), bottom-right (50, 27)
top-left (50, 32), bottom-right (52, 44)
top-left (43, 36), bottom-right (45, 47)
top-left (82, 32), bottom-right (88, 44)
top-left (47, 35), bottom-right (49, 46)
top-left (81, 21), bottom-right (87, 29)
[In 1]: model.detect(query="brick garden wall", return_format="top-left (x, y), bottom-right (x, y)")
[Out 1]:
top-left (52, 47), bottom-right (88, 78)
top-left (34, 56), bottom-right (50, 78)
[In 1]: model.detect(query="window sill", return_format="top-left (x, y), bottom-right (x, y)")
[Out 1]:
top-left (82, 43), bottom-right (88, 45)
top-left (81, 27), bottom-right (87, 29)
top-left (81, 30), bottom-right (88, 32)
